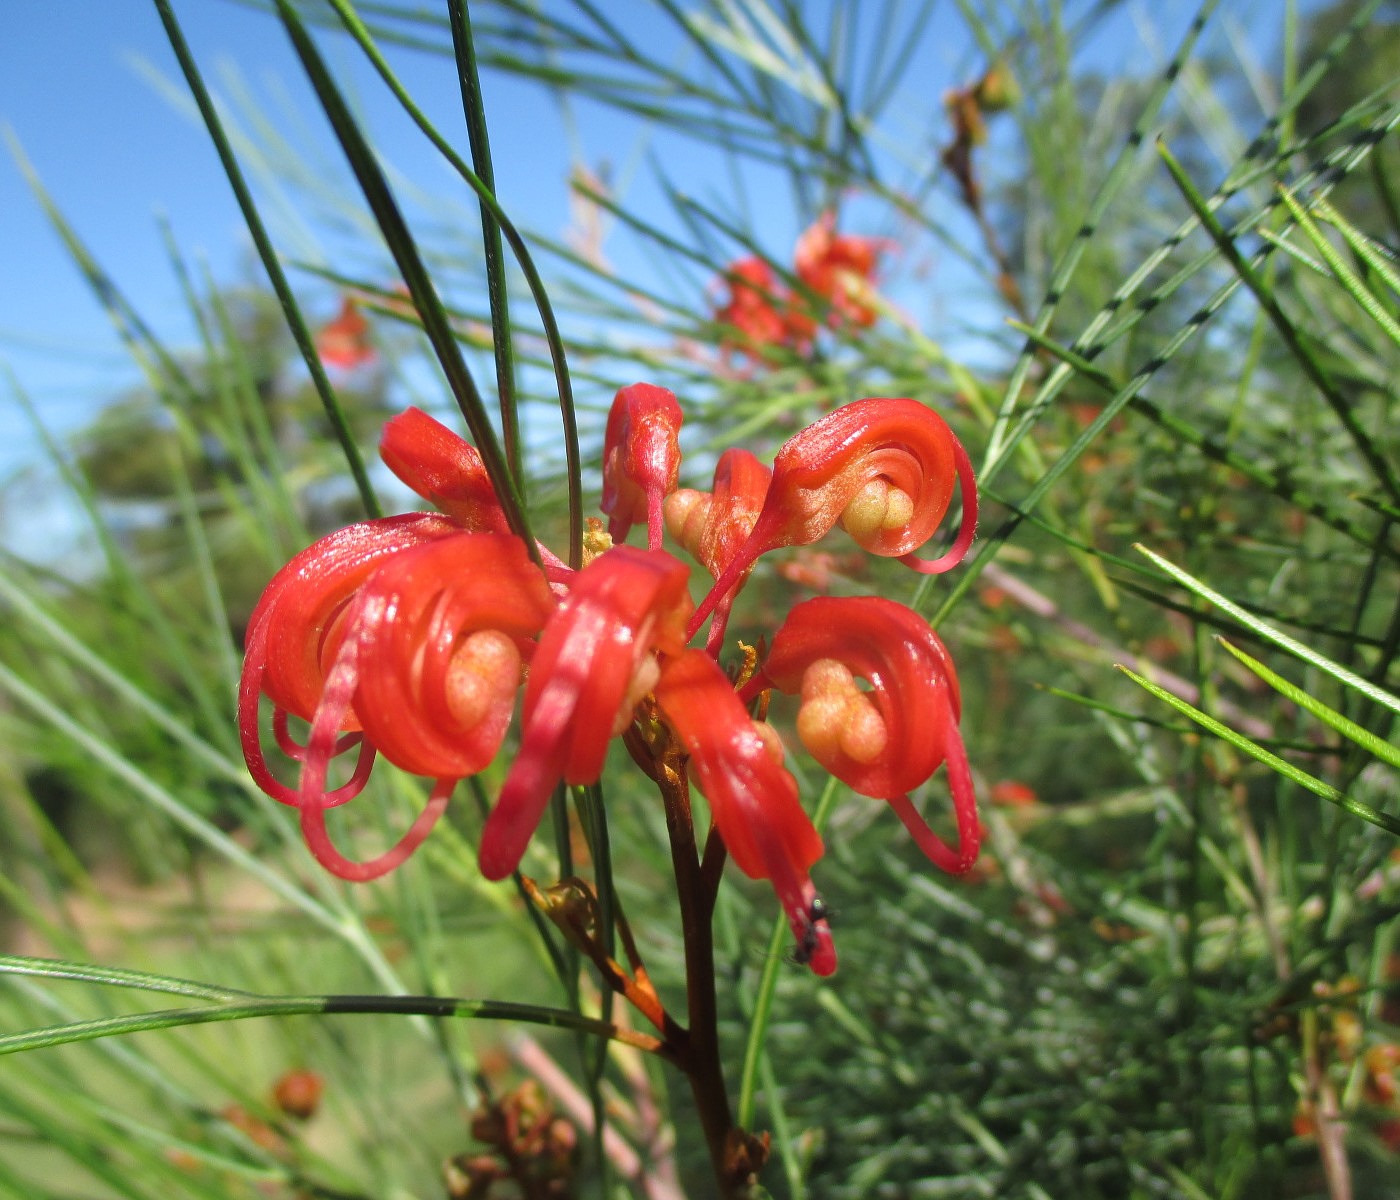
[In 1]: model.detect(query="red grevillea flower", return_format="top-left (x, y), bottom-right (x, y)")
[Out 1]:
top-left (688, 397), bottom-right (978, 641)
top-left (793, 212), bottom-right (886, 330)
top-left (714, 257), bottom-right (807, 359)
top-left (241, 525), bottom-right (555, 881)
top-left (479, 545), bottom-right (694, 881)
top-left (316, 296), bottom-right (375, 370)
top-left (665, 447), bottom-right (772, 651)
top-left (744, 596), bottom-right (979, 875)
top-left (654, 649), bottom-right (835, 975)
top-left (600, 383), bottom-right (684, 550)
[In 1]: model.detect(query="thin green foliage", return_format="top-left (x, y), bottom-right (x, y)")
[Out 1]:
top-left (153, 0), bottom-right (382, 519)
top-left (272, 0), bottom-right (536, 548)
top-left (1116, 663), bottom-right (1400, 836)
top-left (1216, 636), bottom-right (1400, 771)
top-left (0, 955), bottom-right (663, 1060)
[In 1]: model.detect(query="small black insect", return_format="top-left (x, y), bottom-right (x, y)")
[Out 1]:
top-left (790, 894), bottom-right (832, 966)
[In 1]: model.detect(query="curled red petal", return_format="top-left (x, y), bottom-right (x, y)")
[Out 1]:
top-left (600, 383), bottom-right (684, 550)
top-left (479, 546), bottom-right (694, 881)
top-left (350, 533), bottom-right (556, 780)
top-left (238, 513), bottom-right (460, 804)
top-left (654, 649), bottom-right (835, 976)
top-left (749, 595), bottom-right (979, 874)
top-left (689, 398), bottom-right (977, 638)
top-left (898, 433), bottom-right (979, 575)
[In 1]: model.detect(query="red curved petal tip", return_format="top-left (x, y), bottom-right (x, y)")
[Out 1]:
top-left (755, 595), bottom-right (979, 875)
top-left (791, 887), bottom-right (838, 976)
top-left (379, 407), bottom-right (508, 531)
top-left (654, 649), bottom-right (835, 972)
top-left (299, 777), bottom-right (454, 882)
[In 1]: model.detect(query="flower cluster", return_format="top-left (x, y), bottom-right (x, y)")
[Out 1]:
top-left (239, 384), bottom-right (979, 973)
top-left (714, 211), bottom-right (887, 360)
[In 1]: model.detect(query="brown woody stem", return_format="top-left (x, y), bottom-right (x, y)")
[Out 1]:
top-left (623, 716), bottom-right (763, 1195)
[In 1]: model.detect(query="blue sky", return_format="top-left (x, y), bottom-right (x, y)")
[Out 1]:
top-left (0, 5), bottom-right (568, 449)
top-left (0, 1), bottom-right (1307, 555)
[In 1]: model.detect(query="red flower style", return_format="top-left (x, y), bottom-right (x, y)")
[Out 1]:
top-left (654, 649), bottom-right (835, 975)
top-left (793, 211), bottom-right (886, 330)
top-left (316, 296), bottom-right (375, 370)
top-left (744, 596), bottom-right (979, 875)
top-left (688, 397), bottom-right (978, 643)
top-left (665, 447), bottom-right (772, 652)
top-left (600, 383), bottom-right (684, 550)
top-left (479, 546), bottom-right (693, 881)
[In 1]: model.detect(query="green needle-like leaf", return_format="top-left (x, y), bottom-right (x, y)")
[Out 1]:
top-left (322, 0), bottom-right (583, 564)
top-left (152, 0), bottom-right (381, 519)
top-left (1215, 637), bottom-right (1400, 770)
top-left (1276, 186), bottom-right (1400, 346)
top-left (1136, 544), bottom-right (1400, 720)
top-left (1157, 136), bottom-right (1400, 504)
top-left (1115, 665), bottom-right (1400, 837)
top-left (272, 0), bottom-right (538, 554)
top-left (0, 956), bottom-right (670, 1060)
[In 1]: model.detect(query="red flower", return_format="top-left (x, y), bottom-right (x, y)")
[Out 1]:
top-left (794, 212), bottom-right (886, 330)
top-left (479, 546), bottom-right (693, 880)
top-left (240, 381), bottom-right (983, 979)
top-left (713, 257), bottom-right (808, 359)
top-left (654, 649), bottom-right (835, 974)
top-left (316, 296), bottom-right (375, 370)
top-left (688, 397), bottom-right (978, 641)
top-left (746, 596), bottom-right (979, 874)
top-left (989, 780), bottom-right (1038, 808)
top-left (600, 383), bottom-right (684, 550)
top-left (241, 529), bottom-right (555, 881)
